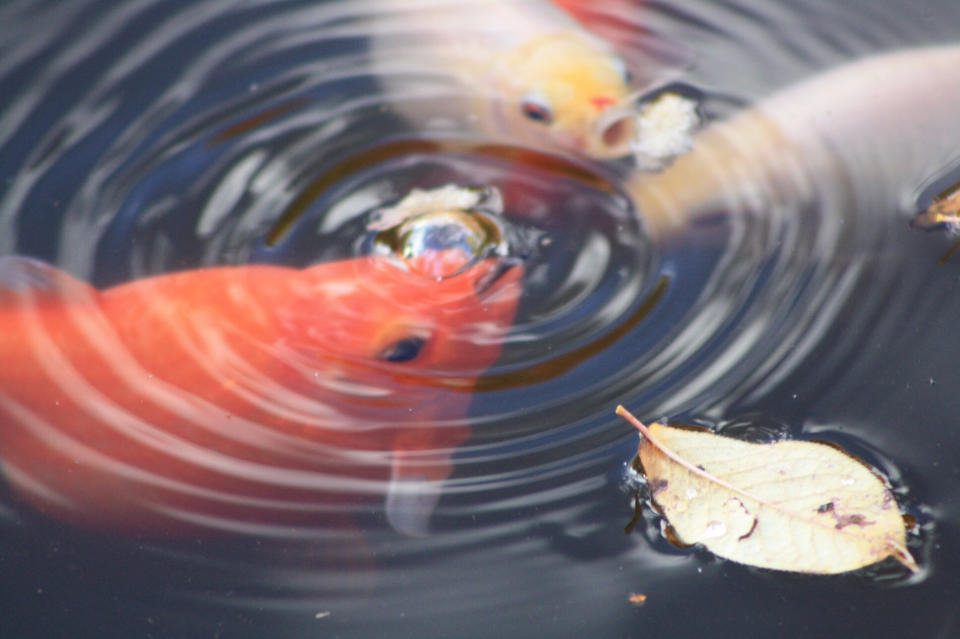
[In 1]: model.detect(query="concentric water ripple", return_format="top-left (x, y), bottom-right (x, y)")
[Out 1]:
top-left (3, 1), bottom-right (960, 638)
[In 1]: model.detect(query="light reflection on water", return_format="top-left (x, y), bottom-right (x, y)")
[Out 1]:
top-left (2, 1), bottom-right (960, 637)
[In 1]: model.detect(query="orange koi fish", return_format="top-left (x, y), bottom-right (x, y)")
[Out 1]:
top-left (0, 252), bottom-right (521, 537)
top-left (372, 0), bottom-right (642, 158)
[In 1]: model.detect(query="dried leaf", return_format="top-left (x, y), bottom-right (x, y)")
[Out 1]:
top-left (617, 406), bottom-right (917, 575)
top-left (912, 179), bottom-right (960, 231)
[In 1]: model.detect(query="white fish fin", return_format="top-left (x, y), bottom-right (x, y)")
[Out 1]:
top-left (385, 467), bottom-right (443, 538)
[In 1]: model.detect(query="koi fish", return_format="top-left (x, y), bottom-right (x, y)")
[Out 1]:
top-left (371, 0), bottom-right (642, 158)
top-left (549, 0), bottom-right (646, 48)
top-left (625, 45), bottom-right (960, 238)
top-left (0, 252), bottom-right (522, 537)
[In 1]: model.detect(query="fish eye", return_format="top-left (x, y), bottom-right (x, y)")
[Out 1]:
top-left (521, 91), bottom-right (553, 124)
top-left (611, 57), bottom-right (632, 84)
top-left (377, 336), bottom-right (426, 363)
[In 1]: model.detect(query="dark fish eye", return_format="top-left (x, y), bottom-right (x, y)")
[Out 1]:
top-left (521, 92), bottom-right (553, 124)
top-left (610, 58), bottom-right (633, 84)
top-left (611, 57), bottom-right (632, 84)
top-left (377, 336), bottom-right (426, 363)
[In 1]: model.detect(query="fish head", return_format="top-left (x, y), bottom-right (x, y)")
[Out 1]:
top-left (290, 251), bottom-right (521, 375)
top-left (282, 251), bottom-right (522, 536)
top-left (489, 31), bottom-right (636, 159)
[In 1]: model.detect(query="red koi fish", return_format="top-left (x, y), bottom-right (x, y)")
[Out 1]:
top-left (0, 252), bottom-right (521, 537)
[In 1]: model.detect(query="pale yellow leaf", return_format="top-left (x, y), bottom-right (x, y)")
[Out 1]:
top-left (617, 406), bottom-right (917, 575)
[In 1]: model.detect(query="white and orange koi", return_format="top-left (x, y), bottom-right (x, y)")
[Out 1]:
top-left (370, 0), bottom-right (648, 158)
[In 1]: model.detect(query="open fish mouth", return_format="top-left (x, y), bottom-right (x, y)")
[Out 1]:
top-left (592, 105), bottom-right (639, 158)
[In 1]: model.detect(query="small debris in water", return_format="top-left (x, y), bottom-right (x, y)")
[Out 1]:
top-left (628, 592), bottom-right (648, 605)
top-left (630, 92), bottom-right (700, 170)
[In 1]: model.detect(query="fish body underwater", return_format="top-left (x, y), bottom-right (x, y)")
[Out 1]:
top-left (371, 0), bottom-right (642, 158)
top-left (626, 45), bottom-right (960, 238)
top-left (0, 253), bottom-right (521, 538)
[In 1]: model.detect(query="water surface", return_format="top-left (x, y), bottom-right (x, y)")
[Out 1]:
top-left (2, 1), bottom-right (960, 637)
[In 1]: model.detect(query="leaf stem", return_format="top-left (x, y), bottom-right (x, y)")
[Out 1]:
top-left (616, 404), bottom-right (652, 439)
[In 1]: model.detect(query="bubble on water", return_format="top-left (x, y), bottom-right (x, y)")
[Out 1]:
top-left (367, 186), bottom-right (509, 279)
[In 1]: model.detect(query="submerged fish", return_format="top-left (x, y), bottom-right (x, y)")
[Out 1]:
top-left (625, 45), bottom-right (960, 238)
top-left (372, 0), bottom-right (643, 158)
top-left (0, 252), bottom-right (521, 537)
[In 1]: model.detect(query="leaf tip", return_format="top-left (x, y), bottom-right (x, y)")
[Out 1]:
top-left (888, 540), bottom-right (920, 574)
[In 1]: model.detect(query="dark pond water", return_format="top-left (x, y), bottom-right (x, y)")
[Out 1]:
top-left (2, 1), bottom-right (960, 637)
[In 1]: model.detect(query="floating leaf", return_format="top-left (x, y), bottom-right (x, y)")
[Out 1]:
top-left (911, 179), bottom-right (960, 264)
top-left (912, 178), bottom-right (960, 232)
top-left (617, 406), bottom-right (917, 575)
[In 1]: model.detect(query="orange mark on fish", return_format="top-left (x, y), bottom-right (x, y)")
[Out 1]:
top-left (591, 95), bottom-right (616, 109)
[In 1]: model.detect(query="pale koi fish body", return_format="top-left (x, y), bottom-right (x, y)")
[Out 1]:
top-left (626, 45), bottom-right (960, 238)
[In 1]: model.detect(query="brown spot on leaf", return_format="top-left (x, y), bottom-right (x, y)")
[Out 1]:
top-left (738, 517), bottom-right (759, 541)
top-left (833, 513), bottom-right (874, 530)
top-left (649, 478), bottom-right (669, 496)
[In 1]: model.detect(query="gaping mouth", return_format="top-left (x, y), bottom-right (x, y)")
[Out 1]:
top-left (593, 107), bottom-right (637, 158)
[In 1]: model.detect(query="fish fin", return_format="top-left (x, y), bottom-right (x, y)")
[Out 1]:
top-left (385, 472), bottom-right (442, 538)
top-left (385, 450), bottom-right (447, 538)
top-left (0, 256), bottom-right (97, 305)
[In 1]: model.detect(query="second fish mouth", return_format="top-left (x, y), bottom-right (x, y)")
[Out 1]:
top-left (592, 107), bottom-right (638, 158)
